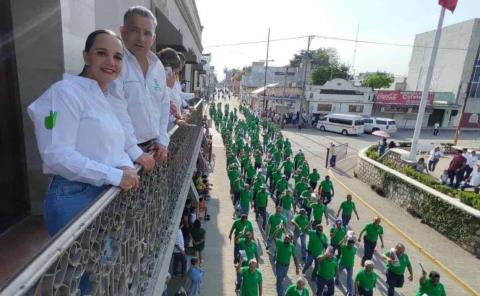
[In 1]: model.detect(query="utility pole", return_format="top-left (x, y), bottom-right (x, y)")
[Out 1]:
top-left (263, 28), bottom-right (271, 111)
top-left (283, 66), bottom-right (289, 97)
top-left (300, 35), bottom-right (314, 126)
top-left (351, 22), bottom-right (360, 77)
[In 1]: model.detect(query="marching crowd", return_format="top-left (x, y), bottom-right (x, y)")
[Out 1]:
top-left (210, 100), bottom-right (446, 296)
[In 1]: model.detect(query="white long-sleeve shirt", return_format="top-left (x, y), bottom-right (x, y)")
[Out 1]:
top-left (108, 49), bottom-right (170, 161)
top-left (27, 74), bottom-right (133, 186)
top-left (174, 229), bottom-right (185, 253)
top-left (465, 153), bottom-right (478, 168)
top-left (174, 80), bottom-right (194, 107)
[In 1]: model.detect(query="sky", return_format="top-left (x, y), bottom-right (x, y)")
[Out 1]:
top-left (196, 0), bottom-right (479, 81)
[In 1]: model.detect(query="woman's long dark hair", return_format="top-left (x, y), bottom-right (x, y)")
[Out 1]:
top-left (79, 29), bottom-right (122, 76)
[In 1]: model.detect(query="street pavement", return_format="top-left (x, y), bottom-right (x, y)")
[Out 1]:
top-left (200, 97), bottom-right (479, 296)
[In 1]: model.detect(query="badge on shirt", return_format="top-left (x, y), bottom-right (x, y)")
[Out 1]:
top-left (44, 110), bottom-right (57, 129)
top-left (152, 78), bottom-right (161, 91)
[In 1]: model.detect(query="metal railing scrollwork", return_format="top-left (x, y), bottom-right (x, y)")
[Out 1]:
top-left (1, 100), bottom-right (205, 296)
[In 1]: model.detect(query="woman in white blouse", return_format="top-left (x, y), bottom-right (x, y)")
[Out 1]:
top-left (28, 30), bottom-right (140, 236)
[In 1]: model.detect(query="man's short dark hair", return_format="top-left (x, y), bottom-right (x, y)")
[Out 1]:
top-left (124, 6), bottom-right (157, 27)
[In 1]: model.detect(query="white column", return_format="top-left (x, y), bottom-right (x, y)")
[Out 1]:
top-left (409, 7), bottom-right (446, 160)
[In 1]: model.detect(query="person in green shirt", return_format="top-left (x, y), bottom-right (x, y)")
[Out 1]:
top-left (239, 184), bottom-right (253, 216)
top-left (280, 190), bottom-right (295, 228)
top-left (316, 246), bottom-right (338, 296)
top-left (229, 214), bottom-right (254, 258)
top-left (336, 194), bottom-right (360, 227)
top-left (330, 219), bottom-right (347, 258)
top-left (274, 232), bottom-right (300, 296)
top-left (336, 237), bottom-right (357, 296)
top-left (309, 169), bottom-right (320, 190)
top-left (254, 150), bottom-right (263, 169)
top-left (358, 217), bottom-right (385, 266)
top-left (292, 209), bottom-right (309, 261)
top-left (276, 176), bottom-right (289, 205)
top-left (245, 163), bottom-right (257, 186)
top-left (255, 185), bottom-right (269, 230)
top-left (319, 175), bottom-right (334, 205)
top-left (416, 270), bottom-right (446, 296)
top-left (285, 278), bottom-right (310, 296)
top-left (232, 178), bottom-right (244, 208)
top-left (266, 206), bottom-right (288, 250)
top-left (381, 243), bottom-right (413, 296)
top-left (280, 157), bottom-right (294, 180)
top-left (294, 150), bottom-right (304, 170)
top-left (355, 260), bottom-right (378, 296)
top-left (271, 168), bottom-right (282, 195)
top-left (302, 224), bottom-right (328, 276)
top-left (311, 197), bottom-right (329, 228)
top-left (235, 259), bottom-right (263, 296)
top-left (236, 231), bottom-right (259, 266)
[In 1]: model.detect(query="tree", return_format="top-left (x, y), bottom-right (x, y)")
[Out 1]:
top-left (290, 48), bottom-right (350, 85)
top-left (361, 71), bottom-right (394, 89)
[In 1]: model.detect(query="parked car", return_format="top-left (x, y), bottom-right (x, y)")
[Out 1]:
top-left (316, 113), bottom-right (364, 135)
top-left (363, 117), bottom-right (397, 134)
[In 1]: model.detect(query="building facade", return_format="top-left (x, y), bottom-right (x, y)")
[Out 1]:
top-left (306, 79), bottom-right (374, 122)
top-left (406, 18), bottom-right (480, 128)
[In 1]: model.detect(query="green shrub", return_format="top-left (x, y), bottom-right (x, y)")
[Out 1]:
top-left (403, 167), bottom-right (438, 187)
top-left (366, 145), bottom-right (379, 161)
top-left (431, 184), bottom-right (457, 197)
top-left (459, 191), bottom-right (480, 210)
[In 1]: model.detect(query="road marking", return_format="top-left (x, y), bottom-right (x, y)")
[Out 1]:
top-left (329, 166), bottom-right (480, 296)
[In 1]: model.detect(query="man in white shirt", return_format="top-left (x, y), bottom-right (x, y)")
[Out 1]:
top-left (109, 6), bottom-right (172, 171)
top-left (173, 226), bottom-right (187, 277)
top-left (461, 165), bottom-right (480, 192)
top-left (464, 150), bottom-right (478, 179)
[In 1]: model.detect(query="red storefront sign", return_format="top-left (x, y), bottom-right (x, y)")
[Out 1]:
top-left (375, 91), bottom-right (434, 105)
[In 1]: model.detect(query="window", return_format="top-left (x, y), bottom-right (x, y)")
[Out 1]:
top-left (317, 104), bottom-right (332, 112)
top-left (388, 120), bottom-right (396, 125)
top-left (364, 119), bottom-right (373, 123)
top-left (348, 105), bottom-right (364, 113)
top-left (376, 120), bottom-right (387, 125)
top-left (309, 93), bottom-right (314, 99)
top-left (355, 120), bottom-right (364, 126)
top-left (329, 117), bottom-right (353, 125)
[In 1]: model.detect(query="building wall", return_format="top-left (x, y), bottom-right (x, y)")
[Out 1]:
top-left (406, 18), bottom-right (480, 127)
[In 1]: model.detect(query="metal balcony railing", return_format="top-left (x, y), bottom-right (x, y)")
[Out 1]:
top-left (1, 100), bottom-right (205, 296)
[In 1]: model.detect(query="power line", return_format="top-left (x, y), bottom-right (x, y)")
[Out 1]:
top-left (204, 34), bottom-right (468, 51)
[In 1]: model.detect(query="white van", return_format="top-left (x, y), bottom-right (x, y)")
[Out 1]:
top-left (363, 117), bottom-right (397, 134)
top-left (316, 113), bottom-right (364, 135)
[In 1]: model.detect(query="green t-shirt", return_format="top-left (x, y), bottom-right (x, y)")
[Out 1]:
top-left (320, 180), bottom-right (333, 192)
top-left (283, 160), bottom-right (294, 173)
top-left (246, 166), bottom-right (256, 179)
top-left (256, 190), bottom-right (268, 208)
top-left (311, 203), bottom-right (326, 222)
top-left (293, 174), bottom-right (303, 184)
top-left (281, 194), bottom-right (294, 210)
top-left (339, 245), bottom-right (357, 268)
top-left (276, 179), bottom-right (288, 193)
top-left (241, 267), bottom-right (262, 296)
top-left (385, 252), bottom-right (411, 275)
top-left (254, 154), bottom-right (262, 164)
top-left (238, 238), bottom-right (258, 262)
top-left (301, 165), bottom-right (309, 177)
top-left (232, 178), bottom-right (244, 193)
top-left (231, 219), bottom-right (254, 237)
top-left (275, 239), bottom-right (296, 265)
top-left (355, 269), bottom-right (377, 291)
top-left (309, 172), bottom-right (320, 183)
top-left (293, 214), bottom-right (309, 231)
top-left (228, 169), bottom-right (240, 183)
top-left (267, 162), bottom-right (275, 173)
top-left (272, 171), bottom-right (282, 184)
top-left (317, 256), bottom-right (337, 280)
top-left (285, 284), bottom-right (310, 296)
top-left (307, 230), bottom-right (328, 256)
top-left (330, 226), bottom-right (347, 246)
top-left (340, 200), bottom-right (356, 216)
top-left (363, 223), bottom-right (384, 242)
top-left (295, 182), bottom-right (309, 197)
top-left (268, 214), bottom-right (287, 236)
top-left (416, 278), bottom-right (446, 296)
top-left (284, 147), bottom-right (293, 157)
top-left (240, 190), bottom-right (253, 208)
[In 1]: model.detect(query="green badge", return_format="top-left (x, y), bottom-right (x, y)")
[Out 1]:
top-left (152, 78), bottom-right (161, 91)
top-left (44, 110), bottom-right (57, 130)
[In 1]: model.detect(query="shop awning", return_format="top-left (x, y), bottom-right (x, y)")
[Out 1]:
top-left (251, 83), bottom-right (279, 94)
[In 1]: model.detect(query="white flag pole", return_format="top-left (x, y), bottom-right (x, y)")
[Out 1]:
top-left (409, 7), bottom-right (446, 160)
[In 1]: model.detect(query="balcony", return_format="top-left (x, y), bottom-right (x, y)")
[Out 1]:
top-left (1, 100), bottom-right (205, 296)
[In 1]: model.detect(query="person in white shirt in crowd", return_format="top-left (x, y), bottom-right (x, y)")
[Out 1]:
top-left (427, 146), bottom-right (443, 172)
top-left (28, 30), bottom-right (140, 236)
top-left (464, 150), bottom-right (478, 179)
top-left (461, 165), bottom-right (480, 192)
top-left (156, 48), bottom-right (192, 127)
top-left (109, 6), bottom-right (171, 171)
top-left (175, 52), bottom-right (195, 107)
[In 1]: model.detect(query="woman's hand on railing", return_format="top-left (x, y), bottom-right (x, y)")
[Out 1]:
top-left (136, 153), bottom-right (156, 171)
top-left (119, 167), bottom-right (140, 190)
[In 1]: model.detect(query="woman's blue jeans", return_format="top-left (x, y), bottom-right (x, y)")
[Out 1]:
top-left (44, 176), bottom-right (108, 236)
top-left (44, 175), bottom-right (108, 295)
